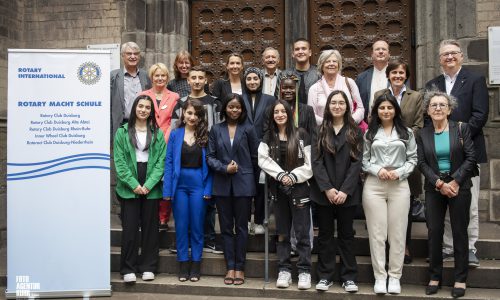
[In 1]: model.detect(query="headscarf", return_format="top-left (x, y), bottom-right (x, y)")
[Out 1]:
top-left (243, 67), bottom-right (263, 93)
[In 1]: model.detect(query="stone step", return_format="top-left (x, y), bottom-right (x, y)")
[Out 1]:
top-left (110, 221), bottom-right (500, 259)
top-left (110, 248), bottom-right (500, 289)
top-left (110, 273), bottom-right (500, 300)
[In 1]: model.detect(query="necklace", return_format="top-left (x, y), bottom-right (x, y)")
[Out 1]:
top-left (434, 121), bottom-right (448, 135)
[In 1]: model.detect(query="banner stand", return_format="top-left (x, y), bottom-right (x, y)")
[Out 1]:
top-left (6, 49), bottom-right (111, 298)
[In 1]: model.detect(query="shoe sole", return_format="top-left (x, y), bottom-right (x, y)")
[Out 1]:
top-left (298, 285), bottom-right (311, 290)
top-left (468, 262), bottom-right (480, 268)
top-left (276, 280), bottom-right (291, 288)
top-left (345, 287), bottom-right (359, 293)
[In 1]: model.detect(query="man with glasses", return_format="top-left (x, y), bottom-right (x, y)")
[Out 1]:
top-left (110, 42), bottom-right (152, 139)
top-left (426, 39), bottom-right (489, 268)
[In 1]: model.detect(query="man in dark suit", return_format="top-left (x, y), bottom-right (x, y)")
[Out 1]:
top-left (425, 39), bottom-right (489, 268)
top-left (355, 40), bottom-right (390, 120)
top-left (110, 42), bottom-right (151, 140)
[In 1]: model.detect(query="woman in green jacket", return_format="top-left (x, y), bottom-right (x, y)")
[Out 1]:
top-left (114, 95), bottom-right (166, 283)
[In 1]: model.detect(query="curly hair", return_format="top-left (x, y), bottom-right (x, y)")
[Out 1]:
top-left (178, 98), bottom-right (209, 147)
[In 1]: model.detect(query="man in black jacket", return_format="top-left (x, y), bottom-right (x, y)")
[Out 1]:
top-left (425, 39), bottom-right (489, 268)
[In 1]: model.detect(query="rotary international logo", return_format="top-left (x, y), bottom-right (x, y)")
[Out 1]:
top-left (77, 62), bottom-right (101, 85)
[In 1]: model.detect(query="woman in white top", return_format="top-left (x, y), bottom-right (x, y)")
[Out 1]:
top-left (362, 93), bottom-right (417, 295)
top-left (308, 49), bottom-right (365, 126)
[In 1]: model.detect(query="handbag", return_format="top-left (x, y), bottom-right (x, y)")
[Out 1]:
top-left (344, 77), bottom-right (368, 132)
top-left (411, 198), bottom-right (426, 222)
top-left (457, 122), bottom-right (480, 177)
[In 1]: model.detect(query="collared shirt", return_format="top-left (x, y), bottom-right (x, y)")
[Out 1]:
top-left (123, 68), bottom-right (143, 119)
top-left (444, 67), bottom-right (461, 95)
top-left (369, 66), bottom-right (388, 109)
top-left (362, 127), bottom-right (417, 180)
top-left (389, 85), bottom-right (407, 106)
top-left (262, 69), bottom-right (279, 96)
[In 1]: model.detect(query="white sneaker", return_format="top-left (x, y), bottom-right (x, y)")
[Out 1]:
top-left (374, 279), bottom-right (387, 294)
top-left (254, 224), bottom-right (265, 234)
top-left (123, 273), bottom-right (136, 283)
top-left (388, 277), bottom-right (401, 294)
top-left (297, 272), bottom-right (311, 290)
top-left (315, 279), bottom-right (333, 291)
top-left (342, 280), bottom-right (359, 293)
top-left (276, 270), bottom-right (292, 288)
top-left (142, 272), bottom-right (155, 281)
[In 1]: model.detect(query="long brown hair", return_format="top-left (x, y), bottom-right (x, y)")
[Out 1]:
top-left (263, 100), bottom-right (301, 171)
top-left (178, 98), bottom-right (209, 147)
top-left (317, 90), bottom-right (361, 159)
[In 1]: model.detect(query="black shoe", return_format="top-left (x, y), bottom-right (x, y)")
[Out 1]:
top-left (178, 261), bottom-right (190, 282)
top-left (425, 284), bottom-right (440, 295)
top-left (404, 254), bottom-right (412, 264)
top-left (203, 242), bottom-right (223, 254)
top-left (159, 222), bottom-right (169, 231)
top-left (169, 243), bottom-right (177, 253)
top-left (189, 261), bottom-right (201, 282)
top-left (451, 287), bottom-right (466, 298)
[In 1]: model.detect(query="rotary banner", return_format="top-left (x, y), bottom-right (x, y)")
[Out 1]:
top-left (6, 49), bottom-right (111, 298)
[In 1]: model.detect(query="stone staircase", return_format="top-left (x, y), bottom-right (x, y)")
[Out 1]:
top-left (110, 215), bottom-right (500, 299)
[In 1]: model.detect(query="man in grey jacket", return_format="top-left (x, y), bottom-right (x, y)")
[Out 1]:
top-left (110, 42), bottom-right (151, 140)
top-left (275, 38), bottom-right (320, 103)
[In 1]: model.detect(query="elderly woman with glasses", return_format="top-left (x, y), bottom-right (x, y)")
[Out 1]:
top-left (417, 90), bottom-right (476, 298)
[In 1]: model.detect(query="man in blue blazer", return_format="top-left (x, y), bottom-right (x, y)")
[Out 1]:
top-left (355, 40), bottom-right (390, 121)
top-left (110, 42), bottom-right (151, 140)
top-left (425, 39), bottom-right (489, 268)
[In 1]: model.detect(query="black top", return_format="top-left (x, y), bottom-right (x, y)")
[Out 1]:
top-left (181, 141), bottom-right (202, 168)
top-left (278, 140), bottom-right (287, 170)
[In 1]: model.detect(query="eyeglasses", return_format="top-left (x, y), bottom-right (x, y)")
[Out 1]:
top-left (440, 51), bottom-right (461, 58)
top-left (429, 103), bottom-right (449, 110)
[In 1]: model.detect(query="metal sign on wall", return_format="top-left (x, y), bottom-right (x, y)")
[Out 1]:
top-left (309, 0), bottom-right (414, 79)
top-left (191, 0), bottom-right (285, 83)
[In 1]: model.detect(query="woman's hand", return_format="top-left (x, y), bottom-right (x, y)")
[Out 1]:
top-left (133, 185), bottom-right (144, 195)
top-left (163, 197), bottom-right (171, 201)
top-left (141, 186), bottom-right (150, 195)
top-left (377, 168), bottom-right (391, 180)
top-left (325, 188), bottom-right (338, 204)
top-left (226, 160), bottom-right (238, 174)
top-left (281, 175), bottom-right (293, 186)
top-left (334, 191), bottom-right (347, 205)
top-left (387, 170), bottom-right (400, 181)
top-left (440, 182), bottom-right (458, 198)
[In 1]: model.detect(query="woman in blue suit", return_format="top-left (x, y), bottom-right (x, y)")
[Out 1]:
top-left (207, 93), bottom-right (259, 285)
top-left (163, 98), bottom-right (213, 282)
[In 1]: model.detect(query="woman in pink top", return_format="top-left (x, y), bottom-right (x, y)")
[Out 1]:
top-left (308, 50), bottom-right (365, 126)
top-left (140, 62), bottom-right (180, 228)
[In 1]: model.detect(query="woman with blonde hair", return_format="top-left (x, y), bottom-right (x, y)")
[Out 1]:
top-left (139, 62), bottom-right (180, 229)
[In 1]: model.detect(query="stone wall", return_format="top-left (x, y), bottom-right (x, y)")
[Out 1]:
top-left (416, 0), bottom-right (500, 222)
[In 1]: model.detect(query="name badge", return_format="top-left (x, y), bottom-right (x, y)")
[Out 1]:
top-left (161, 105), bottom-right (168, 110)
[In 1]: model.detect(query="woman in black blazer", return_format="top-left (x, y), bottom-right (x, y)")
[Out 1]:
top-left (211, 53), bottom-right (245, 100)
top-left (311, 90), bottom-right (363, 292)
top-left (207, 93), bottom-right (259, 285)
top-left (417, 90), bottom-right (476, 298)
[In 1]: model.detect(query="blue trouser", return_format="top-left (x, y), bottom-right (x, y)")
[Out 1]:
top-left (173, 167), bottom-right (207, 262)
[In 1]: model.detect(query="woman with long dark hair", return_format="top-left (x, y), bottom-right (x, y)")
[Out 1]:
top-left (258, 100), bottom-right (313, 290)
top-left (163, 98), bottom-right (213, 282)
top-left (362, 93), bottom-right (417, 295)
top-left (311, 90), bottom-right (363, 292)
top-left (114, 95), bottom-right (166, 283)
top-left (207, 93), bottom-right (259, 285)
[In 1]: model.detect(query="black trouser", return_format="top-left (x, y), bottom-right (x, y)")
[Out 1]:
top-left (216, 195), bottom-right (251, 271)
top-left (406, 196), bottom-right (414, 249)
top-left (120, 162), bottom-right (159, 275)
top-left (316, 204), bottom-right (358, 283)
top-left (274, 190), bottom-right (312, 273)
top-left (248, 176), bottom-right (265, 225)
top-left (426, 188), bottom-right (471, 283)
top-left (204, 199), bottom-right (216, 244)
